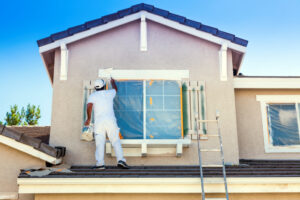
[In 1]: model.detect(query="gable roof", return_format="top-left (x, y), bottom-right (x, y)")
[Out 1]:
top-left (37, 3), bottom-right (248, 48)
top-left (0, 125), bottom-right (64, 164)
top-left (8, 126), bottom-right (50, 144)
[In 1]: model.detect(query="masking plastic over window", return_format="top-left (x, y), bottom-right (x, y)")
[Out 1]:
top-left (267, 104), bottom-right (300, 146)
top-left (112, 80), bottom-right (182, 139)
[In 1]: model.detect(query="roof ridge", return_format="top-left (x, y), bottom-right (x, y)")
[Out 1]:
top-left (37, 3), bottom-right (248, 47)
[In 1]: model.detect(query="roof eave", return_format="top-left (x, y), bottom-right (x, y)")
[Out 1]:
top-left (38, 11), bottom-right (247, 54)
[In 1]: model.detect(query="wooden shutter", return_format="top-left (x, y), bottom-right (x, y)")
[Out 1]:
top-left (182, 80), bottom-right (207, 136)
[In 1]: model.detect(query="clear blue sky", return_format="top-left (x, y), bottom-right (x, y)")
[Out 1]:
top-left (0, 0), bottom-right (300, 125)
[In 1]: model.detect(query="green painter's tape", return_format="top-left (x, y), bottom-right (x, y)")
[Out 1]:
top-left (83, 87), bottom-right (88, 126)
top-left (200, 85), bottom-right (207, 134)
top-left (182, 83), bottom-right (189, 136)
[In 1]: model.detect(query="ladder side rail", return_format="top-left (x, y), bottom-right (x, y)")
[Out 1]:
top-left (216, 116), bottom-right (229, 200)
top-left (196, 116), bottom-right (206, 200)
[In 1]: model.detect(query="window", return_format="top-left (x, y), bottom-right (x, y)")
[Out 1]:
top-left (112, 80), bottom-right (183, 140)
top-left (82, 70), bottom-right (206, 156)
top-left (257, 95), bottom-right (300, 152)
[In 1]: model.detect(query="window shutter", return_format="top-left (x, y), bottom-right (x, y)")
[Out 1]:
top-left (182, 80), bottom-right (207, 136)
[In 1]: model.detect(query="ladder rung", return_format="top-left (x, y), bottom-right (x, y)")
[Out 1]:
top-left (202, 164), bottom-right (223, 167)
top-left (198, 120), bottom-right (218, 123)
top-left (199, 134), bottom-right (219, 137)
top-left (200, 149), bottom-right (221, 152)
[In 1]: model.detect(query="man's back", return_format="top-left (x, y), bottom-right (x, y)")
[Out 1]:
top-left (87, 89), bottom-right (116, 125)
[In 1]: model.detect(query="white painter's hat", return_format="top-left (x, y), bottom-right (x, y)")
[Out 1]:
top-left (94, 79), bottom-right (105, 89)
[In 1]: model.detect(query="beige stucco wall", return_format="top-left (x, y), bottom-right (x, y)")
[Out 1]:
top-left (35, 193), bottom-right (300, 200)
top-left (235, 89), bottom-right (300, 159)
top-left (0, 143), bottom-right (45, 200)
top-left (50, 20), bottom-right (240, 165)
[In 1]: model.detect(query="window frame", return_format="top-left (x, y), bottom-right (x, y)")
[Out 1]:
top-left (257, 95), bottom-right (300, 153)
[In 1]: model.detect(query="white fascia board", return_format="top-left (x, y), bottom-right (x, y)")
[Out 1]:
top-left (38, 11), bottom-right (246, 54)
top-left (18, 177), bottom-right (300, 194)
top-left (98, 69), bottom-right (190, 80)
top-left (39, 12), bottom-right (143, 53)
top-left (0, 135), bottom-right (61, 164)
top-left (234, 78), bottom-right (300, 89)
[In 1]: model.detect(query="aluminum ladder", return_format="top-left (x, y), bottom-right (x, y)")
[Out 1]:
top-left (195, 111), bottom-right (229, 200)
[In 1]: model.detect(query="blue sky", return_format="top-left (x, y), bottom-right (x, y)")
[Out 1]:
top-left (0, 0), bottom-right (300, 125)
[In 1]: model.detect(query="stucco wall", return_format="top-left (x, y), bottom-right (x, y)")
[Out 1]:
top-left (235, 89), bottom-right (300, 159)
top-left (50, 20), bottom-right (240, 165)
top-left (35, 193), bottom-right (300, 200)
top-left (0, 143), bottom-right (45, 200)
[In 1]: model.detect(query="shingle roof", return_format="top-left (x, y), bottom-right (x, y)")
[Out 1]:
top-left (8, 126), bottom-right (50, 144)
top-left (0, 125), bottom-right (65, 158)
top-left (37, 3), bottom-right (248, 47)
top-left (19, 159), bottom-right (300, 178)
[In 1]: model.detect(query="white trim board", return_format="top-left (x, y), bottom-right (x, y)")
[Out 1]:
top-left (39, 11), bottom-right (246, 54)
top-left (0, 135), bottom-right (62, 164)
top-left (18, 177), bottom-right (300, 194)
top-left (234, 78), bottom-right (300, 89)
top-left (256, 95), bottom-right (300, 153)
top-left (98, 69), bottom-right (190, 80)
top-left (106, 138), bottom-right (191, 157)
top-left (0, 192), bottom-right (18, 200)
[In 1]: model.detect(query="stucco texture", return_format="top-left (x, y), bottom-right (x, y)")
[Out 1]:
top-left (0, 143), bottom-right (45, 200)
top-left (235, 89), bottom-right (300, 159)
top-left (50, 20), bottom-right (240, 166)
top-left (35, 193), bottom-right (300, 200)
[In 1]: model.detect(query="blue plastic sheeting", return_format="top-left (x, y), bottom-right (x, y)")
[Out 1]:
top-left (267, 104), bottom-right (300, 146)
top-left (146, 80), bottom-right (182, 139)
top-left (111, 80), bottom-right (182, 139)
top-left (113, 81), bottom-right (143, 139)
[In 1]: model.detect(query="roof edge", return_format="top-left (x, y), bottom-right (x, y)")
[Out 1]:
top-left (37, 3), bottom-right (248, 48)
top-left (0, 125), bottom-right (64, 164)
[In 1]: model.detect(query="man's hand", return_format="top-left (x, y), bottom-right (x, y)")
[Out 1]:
top-left (111, 77), bottom-right (118, 92)
top-left (84, 119), bottom-right (91, 126)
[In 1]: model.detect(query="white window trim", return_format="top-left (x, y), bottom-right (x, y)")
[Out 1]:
top-left (98, 69), bottom-right (189, 80)
top-left (256, 95), bottom-right (300, 153)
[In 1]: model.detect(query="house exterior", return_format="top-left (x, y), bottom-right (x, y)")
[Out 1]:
top-left (0, 126), bottom-right (64, 200)
top-left (1, 3), bottom-right (300, 200)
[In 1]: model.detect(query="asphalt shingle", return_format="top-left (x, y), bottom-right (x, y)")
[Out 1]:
top-left (18, 160), bottom-right (300, 178)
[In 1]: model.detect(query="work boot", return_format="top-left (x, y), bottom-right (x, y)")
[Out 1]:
top-left (117, 160), bottom-right (130, 169)
top-left (92, 165), bottom-right (106, 170)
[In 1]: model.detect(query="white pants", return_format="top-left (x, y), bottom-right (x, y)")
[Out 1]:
top-left (94, 120), bottom-right (126, 166)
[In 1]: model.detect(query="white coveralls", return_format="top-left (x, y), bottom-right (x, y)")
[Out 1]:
top-left (87, 89), bottom-right (126, 166)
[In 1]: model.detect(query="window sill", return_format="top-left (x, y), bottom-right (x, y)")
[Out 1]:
top-left (106, 138), bottom-right (191, 157)
top-left (265, 145), bottom-right (300, 153)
